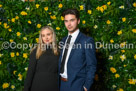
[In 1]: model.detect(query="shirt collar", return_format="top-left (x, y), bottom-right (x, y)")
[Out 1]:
top-left (68, 29), bottom-right (80, 38)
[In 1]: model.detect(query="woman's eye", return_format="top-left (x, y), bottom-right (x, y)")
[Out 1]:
top-left (47, 34), bottom-right (50, 35)
top-left (42, 35), bottom-right (45, 37)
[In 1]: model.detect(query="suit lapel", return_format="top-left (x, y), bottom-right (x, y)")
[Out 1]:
top-left (59, 36), bottom-right (68, 68)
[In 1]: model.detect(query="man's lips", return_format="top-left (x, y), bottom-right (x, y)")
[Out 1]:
top-left (68, 27), bottom-right (72, 29)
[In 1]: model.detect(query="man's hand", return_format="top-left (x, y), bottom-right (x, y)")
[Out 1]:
top-left (84, 87), bottom-right (87, 91)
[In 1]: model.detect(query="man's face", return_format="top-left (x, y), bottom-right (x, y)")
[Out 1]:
top-left (64, 14), bottom-right (80, 34)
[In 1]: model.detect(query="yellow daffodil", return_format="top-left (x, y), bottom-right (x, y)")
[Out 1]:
top-left (128, 79), bottom-right (136, 85)
top-left (61, 16), bottom-right (64, 21)
top-left (122, 17), bottom-right (126, 22)
top-left (11, 85), bottom-right (15, 89)
top-left (121, 50), bottom-right (125, 53)
top-left (94, 25), bottom-right (98, 29)
top-left (0, 53), bottom-right (3, 57)
top-left (16, 32), bottom-right (21, 36)
top-left (87, 10), bottom-right (92, 14)
top-left (0, 22), bottom-right (1, 25)
top-left (18, 76), bottom-right (22, 81)
top-left (18, 73), bottom-right (22, 77)
top-left (11, 52), bottom-right (15, 57)
top-left (4, 23), bottom-right (7, 26)
top-left (120, 42), bottom-right (126, 48)
top-left (56, 27), bottom-right (60, 30)
top-left (47, 23), bottom-right (52, 26)
top-left (107, 20), bottom-right (111, 24)
top-left (9, 39), bottom-right (13, 42)
top-left (16, 52), bottom-right (19, 56)
top-left (123, 65), bottom-right (127, 67)
top-left (50, 15), bottom-right (56, 20)
top-left (115, 74), bottom-right (120, 78)
top-left (99, 44), bottom-right (103, 48)
top-left (0, 61), bottom-right (2, 65)
top-left (80, 5), bottom-right (84, 10)
top-left (23, 37), bottom-right (27, 40)
top-left (107, 1), bottom-right (111, 5)
top-left (0, 4), bottom-right (2, 8)
top-left (110, 67), bottom-right (116, 73)
top-left (110, 39), bottom-right (114, 43)
top-left (82, 20), bottom-right (86, 24)
top-left (11, 18), bottom-right (15, 23)
top-left (28, 20), bottom-right (31, 24)
top-left (120, 54), bottom-right (126, 62)
top-left (8, 28), bottom-right (12, 32)
top-left (112, 85), bottom-right (116, 88)
top-left (23, 53), bottom-right (28, 58)
top-left (18, 73), bottom-right (22, 81)
top-left (36, 4), bottom-right (40, 8)
top-left (108, 55), bottom-right (113, 60)
top-left (96, 6), bottom-right (100, 11)
top-left (2, 83), bottom-right (9, 89)
top-left (58, 3), bottom-right (63, 8)
top-left (133, 2), bottom-right (136, 7)
top-left (48, 12), bottom-right (51, 14)
top-left (3, 23), bottom-right (9, 29)
top-left (20, 11), bottom-right (27, 15)
top-left (100, 7), bottom-right (104, 13)
top-left (117, 30), bottom-right (122, 35)
top-left (37, 24), bottom-right (41, 28)
top-left (102, 5), bottom-right (107, 10)
top-left (132, 29), bottom-right (136, 33)
top-left (15, 16), bottom-right (19, 20)
top-left (119, 5), bottom-right (124, 9)
top-left (13, 70), bottom-right (17, 75)
top-left (134, 54), bottom-right (136, 60)
top-left (44, 7), bottom-right (48, 11)
top-left (117, 88), bottom-right (124, 91)
top-left (36, 38), bottom-right (39, 43)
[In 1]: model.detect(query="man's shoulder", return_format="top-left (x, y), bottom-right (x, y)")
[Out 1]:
top-left (80, 32), bottom-right (94, 41)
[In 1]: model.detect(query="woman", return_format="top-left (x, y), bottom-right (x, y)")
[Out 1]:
top-left (24, 26), bottom-right (59, 91)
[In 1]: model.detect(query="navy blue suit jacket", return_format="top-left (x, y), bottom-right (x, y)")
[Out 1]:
top-left (58, 32), bottom-right (97, 91)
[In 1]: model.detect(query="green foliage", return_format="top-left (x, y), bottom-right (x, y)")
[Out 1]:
top-left (0, 0), bottom-right (136, 91)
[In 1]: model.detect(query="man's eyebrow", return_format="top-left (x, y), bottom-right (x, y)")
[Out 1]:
top-left (64, 19), bottom-right (75, 21)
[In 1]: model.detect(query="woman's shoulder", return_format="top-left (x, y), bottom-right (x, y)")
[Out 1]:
top-left (30, 47), bottom-right (37, 55)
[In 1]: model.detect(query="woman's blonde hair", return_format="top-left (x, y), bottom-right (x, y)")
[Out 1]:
top-left (31, 26), bottom-right (59, 59)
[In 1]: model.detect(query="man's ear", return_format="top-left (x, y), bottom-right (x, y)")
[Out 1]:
top-left (78, 19), bottom-right (80, 24)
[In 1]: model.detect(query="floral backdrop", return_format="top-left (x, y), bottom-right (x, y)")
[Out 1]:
top-left (0, 0), bottom-right (136, 91)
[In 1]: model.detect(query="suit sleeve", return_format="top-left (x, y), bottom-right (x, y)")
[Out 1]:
top-left (84, 37), bottom-right (97, 90)
top-left (24, 49), bottom-right (37, 91)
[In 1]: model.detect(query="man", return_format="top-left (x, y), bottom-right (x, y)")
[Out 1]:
top-left (58, 8), bottom-right (97, 91)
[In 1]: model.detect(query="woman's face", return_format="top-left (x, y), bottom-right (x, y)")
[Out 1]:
top-left (41, 29), bottom-right (53, 44)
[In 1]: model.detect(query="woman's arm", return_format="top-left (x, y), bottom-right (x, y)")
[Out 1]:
top-left (24, 48), bottom-right (37, 91)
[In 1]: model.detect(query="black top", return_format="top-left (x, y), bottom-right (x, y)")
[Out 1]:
top-left (24, 47), bottom-right (59, 91)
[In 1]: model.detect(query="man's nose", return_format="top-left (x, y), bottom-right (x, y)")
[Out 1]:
top-left (67, 21), bottom-right (71, 26)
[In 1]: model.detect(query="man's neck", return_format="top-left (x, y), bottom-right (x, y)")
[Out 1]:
top-left (69, 28), bottom-right (79, 35)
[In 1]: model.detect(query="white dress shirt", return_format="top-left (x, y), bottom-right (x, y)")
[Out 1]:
top-left (60, 29), bottom-right (80, 78)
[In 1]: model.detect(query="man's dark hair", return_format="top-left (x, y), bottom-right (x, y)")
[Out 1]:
top-left (62, 8), bottom-right (80, 20)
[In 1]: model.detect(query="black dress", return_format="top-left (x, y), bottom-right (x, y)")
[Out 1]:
top-left (24, 47), bottom-right (59, 91)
